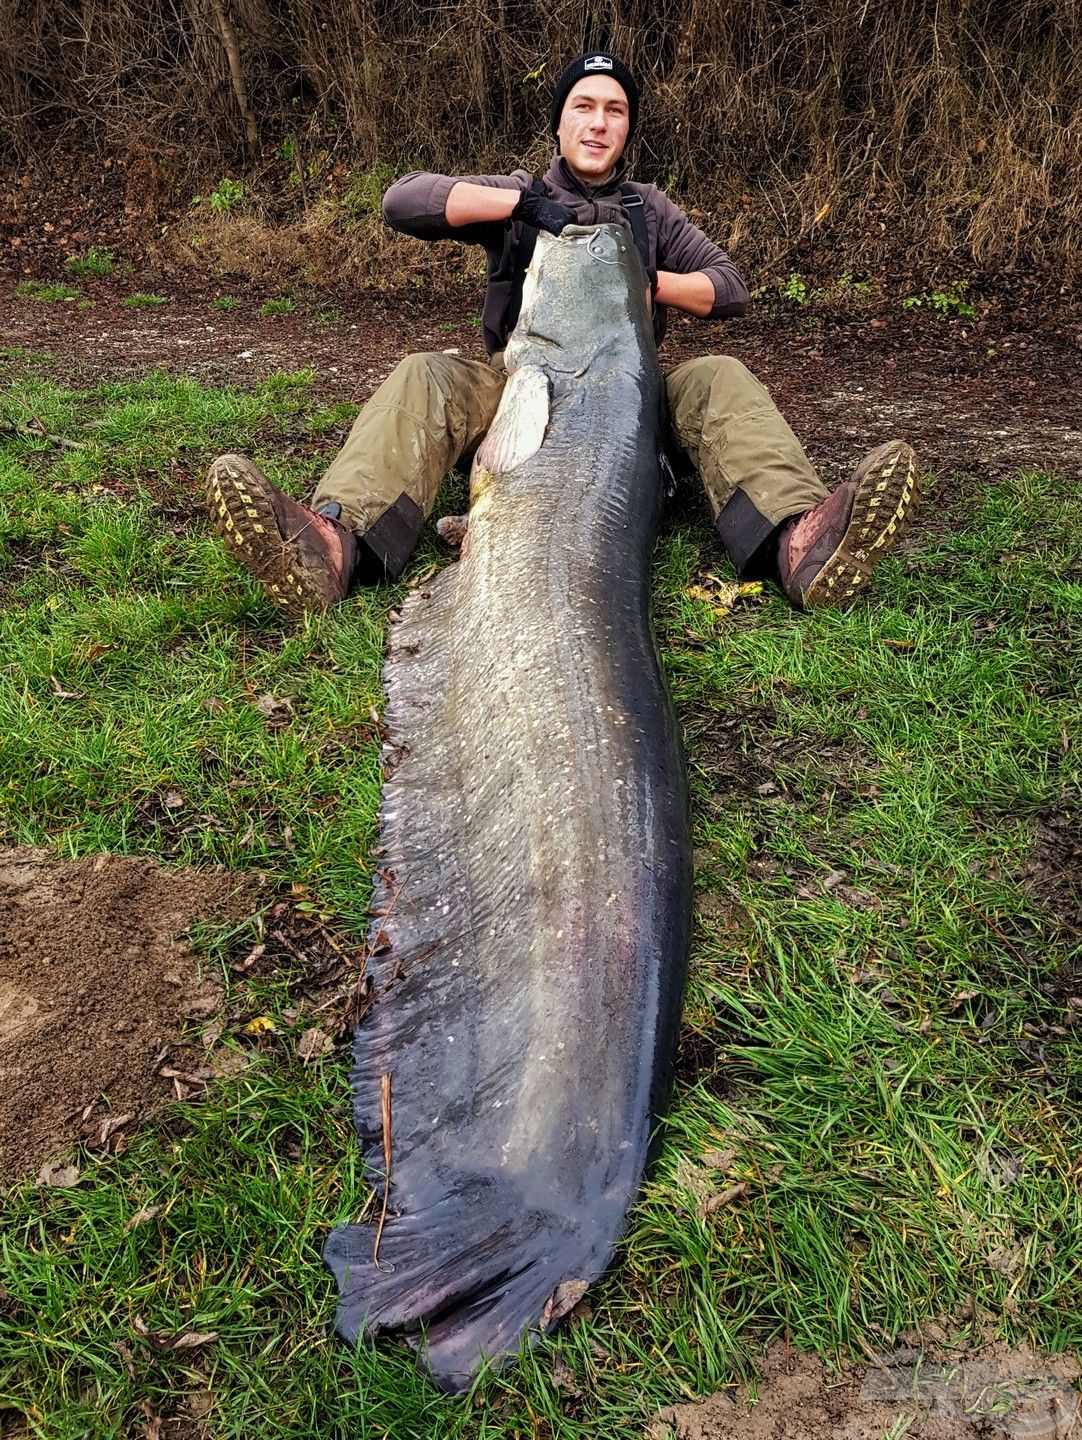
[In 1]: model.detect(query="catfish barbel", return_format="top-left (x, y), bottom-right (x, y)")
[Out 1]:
top-left (324, 222), bottom-right (691, 1393)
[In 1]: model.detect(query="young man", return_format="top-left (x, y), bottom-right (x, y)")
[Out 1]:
top-left (207, 53), bottom-right (919, 616)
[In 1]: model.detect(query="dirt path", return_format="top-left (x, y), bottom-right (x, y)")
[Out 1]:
top-left (2, 275), bottom-right (1080, 486)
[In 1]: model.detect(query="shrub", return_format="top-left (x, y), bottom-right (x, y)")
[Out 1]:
top-left (902, 280), bottom-right (976, 318)
top-left (208, 178), bottom-right (246, 212)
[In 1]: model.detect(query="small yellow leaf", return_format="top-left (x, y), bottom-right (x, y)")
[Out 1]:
top-left (243, 1015), bottom-right (276, 1035)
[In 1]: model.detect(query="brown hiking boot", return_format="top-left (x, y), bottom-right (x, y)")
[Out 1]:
top-left (778, 440), bottom-right (920, 609)
top-left (206, 454), bottom-right (358, 618)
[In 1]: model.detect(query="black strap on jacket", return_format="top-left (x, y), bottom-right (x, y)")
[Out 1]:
top-left (504, 180), bottom-right (652, 339)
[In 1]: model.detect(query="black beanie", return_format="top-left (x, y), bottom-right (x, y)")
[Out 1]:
top-left (550, 53), bottom-right (639, 141)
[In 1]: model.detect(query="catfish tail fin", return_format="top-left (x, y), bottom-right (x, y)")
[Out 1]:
top-left (323, 1185), bottom-right (606, 1395)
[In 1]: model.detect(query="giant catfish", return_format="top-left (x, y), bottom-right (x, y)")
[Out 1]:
top-left (324, 222), bottom-right (691, 1393)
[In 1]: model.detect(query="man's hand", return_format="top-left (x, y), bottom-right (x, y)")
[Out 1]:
top-left (512, 189), bottom-right (578, 236)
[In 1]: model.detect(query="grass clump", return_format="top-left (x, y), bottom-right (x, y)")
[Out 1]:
top-left (64, 245), bottom-right (117, 278)
top-left (260, 297), bottom-right (296, 316)
top-left (122, 293), bottom-right (168, 308)
top-left (15, 280), bottom-right (81, 303)
top-left (211, 294), bottom-right (241, 310)
top-left (0, 368), bottom-right (1078, 1436)
top-left (778, 272), bottom-right (822, 306)
top-left (340, 162), bottom-right (397, 224)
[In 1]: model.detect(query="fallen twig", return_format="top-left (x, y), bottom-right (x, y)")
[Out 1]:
top-left (0, 417), bottom-right (83, 449)
top-left (373, 1071), bottom-right (393, 1269)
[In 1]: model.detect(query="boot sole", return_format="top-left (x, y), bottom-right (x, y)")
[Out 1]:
top-left (801, 442), bottom-right (921, 608)
top-left (206, 456), bottom-right (326, 619)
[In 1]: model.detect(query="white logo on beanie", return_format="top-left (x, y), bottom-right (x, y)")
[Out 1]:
top-left (584, 55), bottom-right (614, 70)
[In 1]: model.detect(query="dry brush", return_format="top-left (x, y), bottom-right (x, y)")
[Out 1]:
top-left (1, 0), bottom-right (1079, 284)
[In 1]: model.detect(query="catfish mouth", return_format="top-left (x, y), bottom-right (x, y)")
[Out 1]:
top-left (556, 225), bottom-right (621, 264)
top-left (512, 223), bottom-right (638, 362)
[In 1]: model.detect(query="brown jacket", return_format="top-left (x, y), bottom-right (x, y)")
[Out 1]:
top-left (383, 152), bottom-right (749, 356)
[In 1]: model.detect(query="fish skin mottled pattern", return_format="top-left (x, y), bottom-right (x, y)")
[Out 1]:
top-left (324, 223), bottom-right (692, 1393)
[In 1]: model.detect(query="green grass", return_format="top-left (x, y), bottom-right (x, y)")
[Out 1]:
top-left (0, 367), bottom-right (1079, 1436)
top-left (15, 281), bottom-right (82, 303)
top-left (211, 296), bottom-right (240, 311)
top-left (65, 247), bottom-right (117, 279)
top-left (122, 294), bottom-right (168, 309)
top-left (260, 298), bottom-right (296, 317)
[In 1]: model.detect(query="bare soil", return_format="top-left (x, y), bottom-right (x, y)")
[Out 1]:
top-left (648, 1338), bottom-right (1080, 1440)
top-left (0, 847), bottom-right (259, 1185)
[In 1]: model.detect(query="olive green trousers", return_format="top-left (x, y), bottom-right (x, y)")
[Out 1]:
top-left (311, 351), bottom-right (827, 577)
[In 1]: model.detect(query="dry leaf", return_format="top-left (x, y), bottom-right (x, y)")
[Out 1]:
top-left (171, 1330), bottom-right (219, 1351)
top-left (160, 1067), bottom-right (208, 1085)
top-left (254, 693), bottom-right (294, 727)
top-left (674, 1155), bottom-right (714, 1210)
top-left (133, 1315), bottom-right (218, 1351)
top-left (99, 1113), bottom-right (134, 1146)
top-left (700, 1146), bottom-right (736, 1172)
top-left (539, 1278), bottom-right (588, 1329)
top-left (188, 1389), bottom-right (214, 1419)
top-left (123, 1203), bottom-right (163, 1234)
top-left (139, 1398), bottom-right (163, 1440)
top-left (36, 1159), bottom-right (79, 1187)
top-left (113, 1338), bottom-right (137, 1379)
top-left (950, 988), bottom-right (980, 1010)
top-left (686, 577), bottom-right (764, 617)
top-left (699, 1182), bottom-right (750, 1217)
top-left (552, 1352), bottom-right (583, 1396)
top-left (233, 942), bottom-right (265, 973)
top-left (297, 1027), bottom-right (333, 1064)
top-left (48, 675), bottom-right (82, 700)
top-left (200, 1019), bottom-right (224, 1051)
top-left (182, 994), bottom-right (220, 1022)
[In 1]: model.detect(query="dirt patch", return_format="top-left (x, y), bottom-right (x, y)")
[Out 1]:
top-left (648, 1339), bottom-right (1081, 1440)
top-left (1019, 810), bottom-right (1082, 935)
top-left (1, 272), bottom-right (1080, 489)
top-left (0, 847), bottom-right (260, 1185)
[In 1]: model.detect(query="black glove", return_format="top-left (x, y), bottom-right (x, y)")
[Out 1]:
top-left (512, 189), bottom-right (577, 236)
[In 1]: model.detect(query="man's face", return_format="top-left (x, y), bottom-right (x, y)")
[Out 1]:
top-left (556, 76), bottom-right (630, 184)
